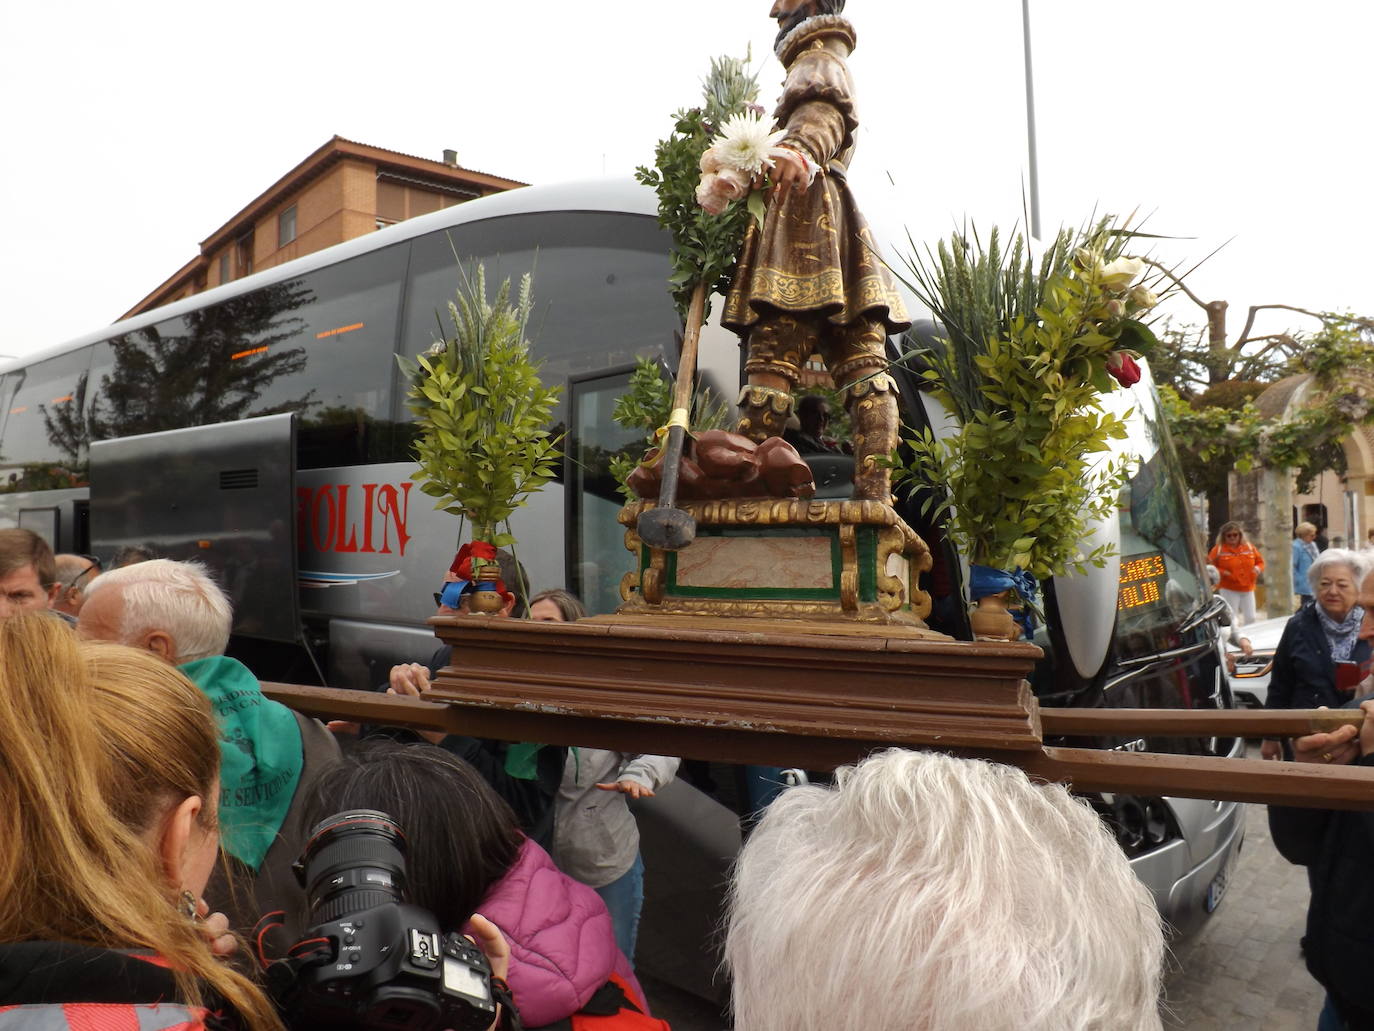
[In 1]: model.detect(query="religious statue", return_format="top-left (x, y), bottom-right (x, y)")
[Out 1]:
top-left (722, 0), bottom-right (910, 503)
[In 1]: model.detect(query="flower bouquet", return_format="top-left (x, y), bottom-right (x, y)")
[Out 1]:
top-left (635, 52), bottom-right (771, 321)
top-left (397, 265), bottom-right (561, 612)
top-left (890, 220), bottom-right (1164, 639)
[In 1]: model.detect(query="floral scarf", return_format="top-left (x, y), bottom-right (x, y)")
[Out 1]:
top-left (1317, 604), bottom-right (1365, 662)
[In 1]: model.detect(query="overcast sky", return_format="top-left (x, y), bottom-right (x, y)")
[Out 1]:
top-left (2, 1), bottom-right (1368, 360)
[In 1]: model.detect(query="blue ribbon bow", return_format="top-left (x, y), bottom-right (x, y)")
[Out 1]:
top-left (969, 564), bottom-right (1039, 636)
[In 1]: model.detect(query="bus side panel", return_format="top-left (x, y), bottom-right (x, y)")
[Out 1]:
top-left (295, 463), bottom-right (568, 685)
top-left (0, 488), bottom-right (89, 553)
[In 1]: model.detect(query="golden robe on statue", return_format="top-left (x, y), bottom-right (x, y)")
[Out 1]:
top-left (722, 16), bottom-right (907, 336)
top-left (722, 13), bottom-right (909, 501)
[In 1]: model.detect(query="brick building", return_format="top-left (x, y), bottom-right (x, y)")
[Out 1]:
top-left (124, 136), bottom-right (526, 319)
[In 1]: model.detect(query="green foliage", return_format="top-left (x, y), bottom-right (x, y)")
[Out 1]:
top-left (635, 53), bottom-right (761, 318)
top-left (397, 265), bottom-right (562, 548)
top-left (1158, 319), bottom-right (1374, 495)
top-left (607, 356), bottom-right (731, 500)
top-left (887, 221), bottom-right (1157, 580)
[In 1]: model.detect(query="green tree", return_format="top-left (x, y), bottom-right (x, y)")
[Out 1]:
top-left (1138, 278), bottom-right (1374, 537)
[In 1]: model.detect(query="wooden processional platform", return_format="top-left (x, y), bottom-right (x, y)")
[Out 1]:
top-left (261, 492), bottom-right (1374, 810)
top-left (265, 610), bottom-right (1374, 812)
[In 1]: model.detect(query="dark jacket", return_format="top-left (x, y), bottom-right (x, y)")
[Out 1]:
top-left (205, 710), bottom-right (341, 942)
top-left (369, 645), bottom-right (565, 849)
top-left (1265, 604), bottom-right (1371, 711)
top-left (0, 940), bottom-right (242, 1029)
top-left (1270, 746), bottom-right (1374, 1029)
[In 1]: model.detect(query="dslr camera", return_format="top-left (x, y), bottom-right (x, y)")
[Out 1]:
top-left (270, 809), bottom-right (501, 1031)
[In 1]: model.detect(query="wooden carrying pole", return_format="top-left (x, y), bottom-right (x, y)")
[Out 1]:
top-left (262, 681), bottom-right (1374, 811)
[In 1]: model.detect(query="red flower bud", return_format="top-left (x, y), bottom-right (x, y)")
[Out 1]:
top-left (1106, 351), bottom-right (1141, 387)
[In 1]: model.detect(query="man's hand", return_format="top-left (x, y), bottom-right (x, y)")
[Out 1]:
top-left (389, 662), bottom-right (431, 696)
top-left (1293, 723), bottom-right (1361, 767)
top-left (327, 720), bottom-right (361, 737)
top-left (386, 662), bottom-right (444, 745)
top-left (1240, 638), bottom-right (1254, 657)
top-left (596, 779), bottom-right (655, 799)
top-left (1260, 738), bottom-right (1283, 762)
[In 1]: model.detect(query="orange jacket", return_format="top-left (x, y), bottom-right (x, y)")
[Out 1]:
top-left (1208, 541), bottom-right (1265, 592)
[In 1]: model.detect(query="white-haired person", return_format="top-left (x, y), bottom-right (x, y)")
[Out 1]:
top-left (77, 558), bottom-right (339, 936)
top-left (1261, 549), bottom-right (1370, 761)
top-left (724, 748), bottom-right (1165, 1031)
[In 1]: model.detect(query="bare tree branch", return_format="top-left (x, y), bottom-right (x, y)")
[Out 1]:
top-left (1233, 305), bottom-right (1373, 347)
top-left (1143, 258), bottom-right (1211, 312)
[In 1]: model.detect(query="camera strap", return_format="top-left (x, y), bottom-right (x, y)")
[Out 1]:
top-left (490, 975), bottom-right (524, 1031)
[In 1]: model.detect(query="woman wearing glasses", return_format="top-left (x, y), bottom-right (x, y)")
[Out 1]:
top-left (1207, 521), bottom-right (1266, 626)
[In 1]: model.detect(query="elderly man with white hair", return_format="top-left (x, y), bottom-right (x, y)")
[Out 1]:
top-left (78, 558), bottom-right (338, 930)
top-left (725, 748), bottom-right (1165, 1031)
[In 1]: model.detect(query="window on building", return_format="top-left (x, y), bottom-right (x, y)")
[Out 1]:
top-left (236, 233), bottom-right (254, 277)
top-left (218, 253), bottom-right (230, 284)
top-left (278, 205), bottom-right (297, 248)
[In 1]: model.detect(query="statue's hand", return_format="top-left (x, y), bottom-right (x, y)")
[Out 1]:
top-left (770, 147), bottom-right (811, 195)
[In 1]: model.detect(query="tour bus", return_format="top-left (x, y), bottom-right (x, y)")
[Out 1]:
top-left (3, 178), bottom-right (1241, 980)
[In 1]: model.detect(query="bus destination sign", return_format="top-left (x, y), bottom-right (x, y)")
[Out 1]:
top-left (1118, 551), bottom-right (1168, 612)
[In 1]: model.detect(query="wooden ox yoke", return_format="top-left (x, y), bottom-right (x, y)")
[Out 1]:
top-left (263, 613), bottom-right (1374, 811)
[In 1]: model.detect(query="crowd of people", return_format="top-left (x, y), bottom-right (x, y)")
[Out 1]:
top-left (6, 503), bottom-right (1374, 1027)
top-left (0, 524), bottom-right (1185, 1029)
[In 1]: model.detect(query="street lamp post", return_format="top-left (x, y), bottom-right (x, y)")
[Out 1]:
top-left (1021, 0), bottom-right (1041, 240)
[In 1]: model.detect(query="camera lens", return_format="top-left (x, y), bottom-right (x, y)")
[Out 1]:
top-left (299, 809), bottom-right (408, 926)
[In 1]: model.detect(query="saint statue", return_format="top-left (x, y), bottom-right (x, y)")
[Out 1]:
top-left (722, 0), bottom-right (910, 502)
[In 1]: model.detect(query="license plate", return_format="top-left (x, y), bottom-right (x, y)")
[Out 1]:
top-left (1205, 859), bottom-right (1231, 913)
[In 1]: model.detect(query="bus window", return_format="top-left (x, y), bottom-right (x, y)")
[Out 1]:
top-left (1114, 411), bottom-right (1209, 665)
top-left (84, 301), bottom-right (299, 442)
top-left (0, 347), bottom-right (95, 491)
top-left (248, 244), bottom-right (408, 468)
top-left (396, 212), bottom-right (678, 430)
top-left (568, 366), bottom-right (647, 614)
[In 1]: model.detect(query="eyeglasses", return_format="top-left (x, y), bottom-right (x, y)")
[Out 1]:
top-left (66, 554), bottom-right (102, 590)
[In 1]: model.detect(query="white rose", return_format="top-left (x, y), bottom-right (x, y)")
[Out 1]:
top-left (714, 166), bottom-right (750, 200)
top-left (699, 147), bottom-right (724, 175)
top-left (1099, 256), bottom-right (1145, 292)
top-left (1128, 284), bottom-right (1159, 309)
top-left (695, 173), bottom-right (729, 216)
top-left (1075, 246), bottom-right (1103, 272)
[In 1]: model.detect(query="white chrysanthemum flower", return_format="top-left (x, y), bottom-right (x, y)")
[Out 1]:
top-left (712, 111), bottom-right (788, 175)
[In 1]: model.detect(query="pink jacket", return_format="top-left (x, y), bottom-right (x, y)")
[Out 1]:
top-left (465, 837), bottom-right (644, 1028)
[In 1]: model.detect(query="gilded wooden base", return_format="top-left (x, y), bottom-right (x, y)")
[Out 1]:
top-left (618, 498), bottom-right (936, 628)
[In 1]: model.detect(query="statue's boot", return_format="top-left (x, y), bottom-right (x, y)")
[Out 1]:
top-left (846, 376), bottom-right (899, 503)
top-left (735, 384), bottom-right (795, 444)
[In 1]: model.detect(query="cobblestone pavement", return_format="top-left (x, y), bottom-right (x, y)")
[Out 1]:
top-left (644, 794), bottom-right (1328, 1030)
top-left (1162, 799), bottom-right (1323, 1030)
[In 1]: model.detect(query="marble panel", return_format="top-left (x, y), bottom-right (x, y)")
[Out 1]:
top-left (675, 535), bottom-right (834, 590)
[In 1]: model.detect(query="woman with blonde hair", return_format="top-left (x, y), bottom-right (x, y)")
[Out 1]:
top-left (0, 613), bottom-right (281, 1030)
top-left (1208, 520), bottom-right (1266, 626)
